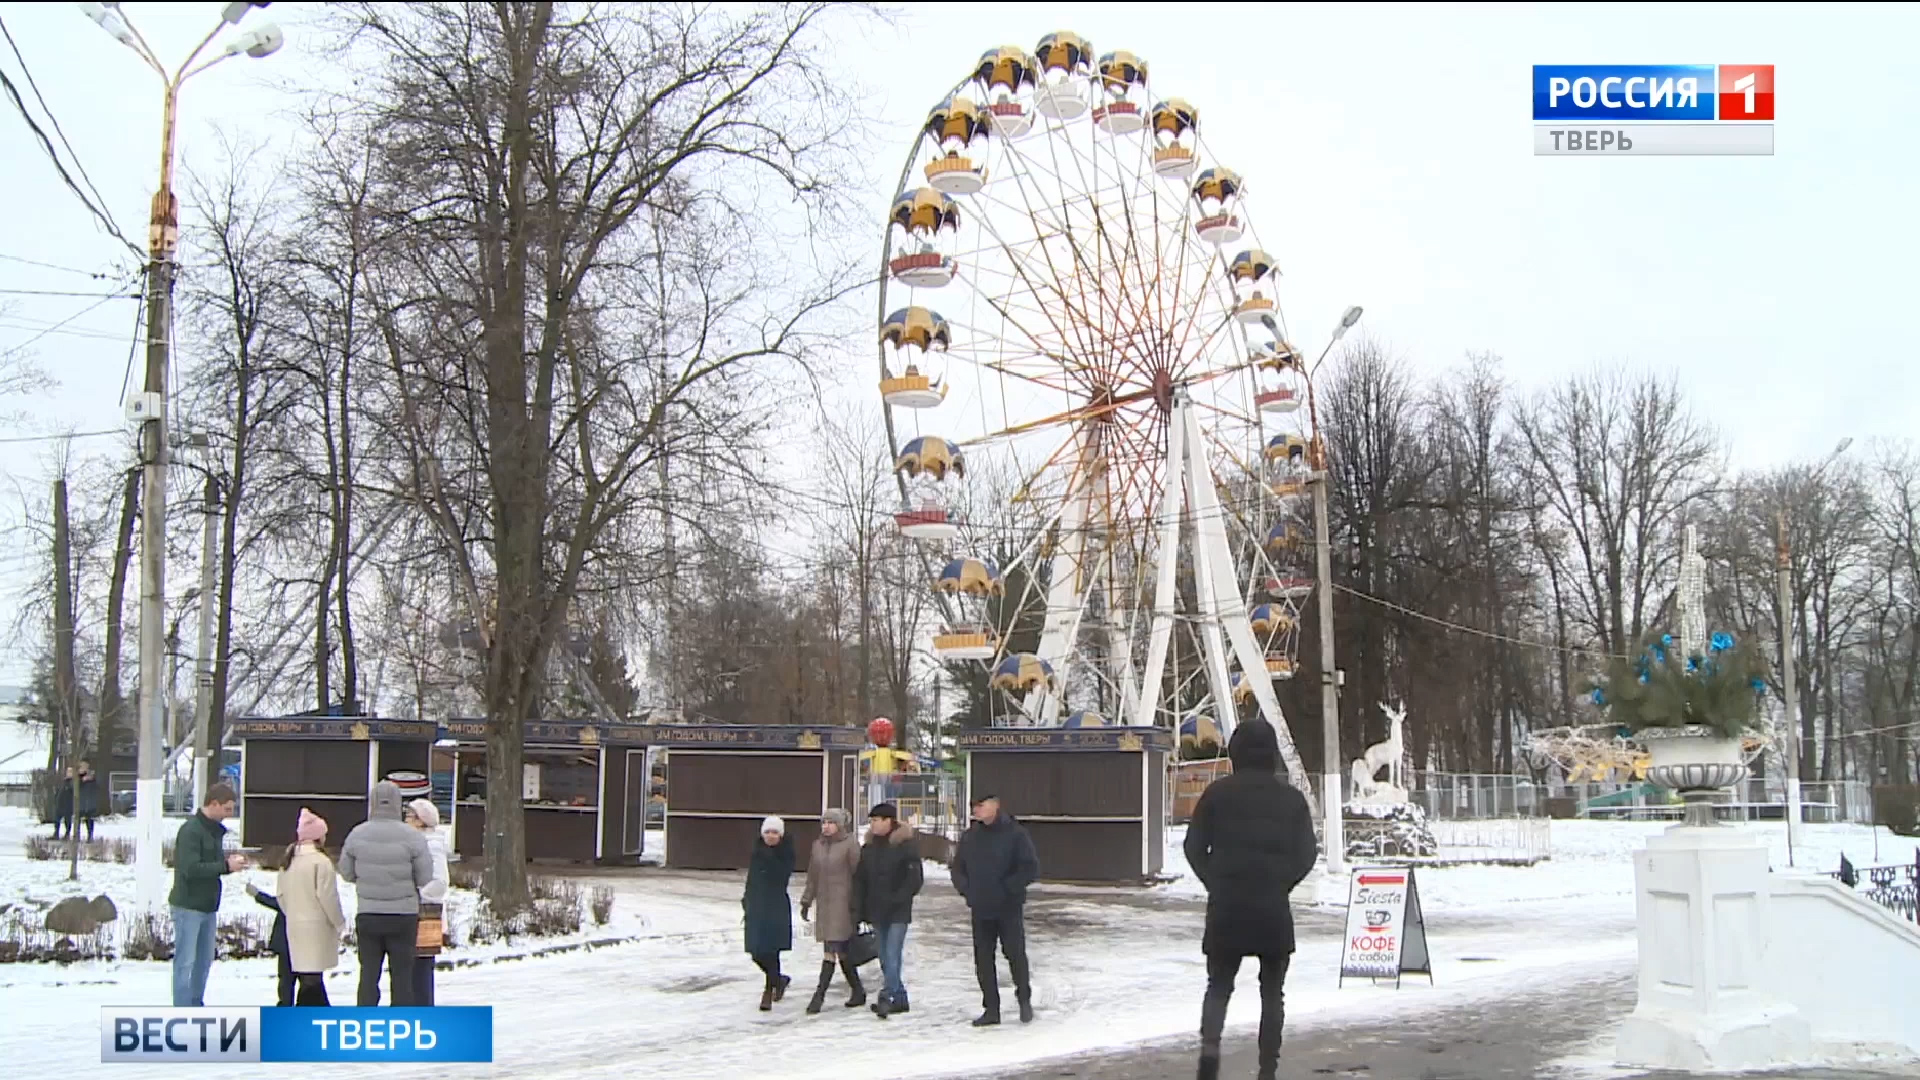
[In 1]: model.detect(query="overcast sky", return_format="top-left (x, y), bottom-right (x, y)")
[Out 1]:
top-left (1, 2), bottom-right (1915, 686)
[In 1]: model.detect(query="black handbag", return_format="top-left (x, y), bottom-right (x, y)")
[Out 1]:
top-left (846, 929), bottom-right (879, 968)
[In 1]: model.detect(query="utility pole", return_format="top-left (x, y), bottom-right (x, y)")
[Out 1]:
top-left (1311, 455), bottom-right (1345, 874)
top-left (53, 476), bottom-right (81, 882)
top-left (82, 1), bottom-right (285, 909)
top-left (190, 437), bottom-right (220, 811)
top-left (1776, 510), bottom-right (1805, 864)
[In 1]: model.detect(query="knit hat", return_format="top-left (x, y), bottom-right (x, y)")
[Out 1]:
top-left (760, 816), bottom-right (785, 837)
top-left (295, 808), bottom-right (327, 844)
top-left (407, 798), bottom-right (441, 829)
top-left (868, 802), bottom-right (898, 821)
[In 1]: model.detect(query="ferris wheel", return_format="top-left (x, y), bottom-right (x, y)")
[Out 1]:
top-left (877, 33), bottom-right (1319, 791)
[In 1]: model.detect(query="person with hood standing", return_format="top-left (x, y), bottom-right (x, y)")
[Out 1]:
top-left (951, 793), bottom-right (1040, 1027)
top-left (798, 807), bottom-right (864, 1014)
top-left (337, 780), bottom-right (432, 1006)
top-left (742, 815), bottom-right (796, 1011)
top-left (405, 798), bottom-right (451, 1006)
top-left (276, 808), bottom-right (347, 1006)
top-left (1183, 718), bottom-right (1319, 1080)
top-left (75, 760), bottom-right (100, 842)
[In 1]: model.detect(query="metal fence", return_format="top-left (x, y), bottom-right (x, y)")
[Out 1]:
top-left (1576, 777), bottom-right (1874, 824)
top-left (1427, 818), bottom-right (1552, 863)
top-left (1409, 772), bottom-right (1549, 819)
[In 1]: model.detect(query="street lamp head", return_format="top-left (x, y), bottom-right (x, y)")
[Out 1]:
top-left (1833, 436), bottom-right (1854, 456)
top-left (221, 1), bottom-right (271, 25)
top-left (80, 2), bottom-right (141, 49)
top-left (223, 23), bottom-right (283, 59)
top-left (1330, 304), bottom-right (1364, 342)
top-left (1258, 313), bottom-right (1279, 334)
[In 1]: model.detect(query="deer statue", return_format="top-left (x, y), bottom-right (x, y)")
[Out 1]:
top-left (1350, 701), bottom-right (1409, 804)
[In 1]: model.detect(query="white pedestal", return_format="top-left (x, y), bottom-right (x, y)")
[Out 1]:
top-left (1613, 825), bottom-right (1812, 1072)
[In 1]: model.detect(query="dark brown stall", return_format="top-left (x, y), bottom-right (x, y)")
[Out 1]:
top-left (447, 719), bottom-right (653, 865)
top-left (233, 716), bottom-right (436, 848)
top-left (662, 725), bottom-right (863, 872)
top-left (959, 726), bottom-right (1173, 883)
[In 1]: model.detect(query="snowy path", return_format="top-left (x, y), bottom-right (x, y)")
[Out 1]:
top-left (2, 811), bottom-right (1913, 1079)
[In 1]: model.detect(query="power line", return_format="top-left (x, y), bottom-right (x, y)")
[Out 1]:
top-left (0, 287), bottom-right (140, 298)
top-left (0, 285), bottom-right (138, 352)
top-left (0, 16), bottom-right (120, 237)
top-left (0, 428), bottom-right (122, 445)
top-left (1334, 582), bottom-right (1629, 660)
top-left (0, 17), bottom-right (143, 261)
top-left (0, 252), bottom-right (116, 279)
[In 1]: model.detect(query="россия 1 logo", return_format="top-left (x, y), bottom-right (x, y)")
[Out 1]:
top-left (1532, 65), bottom-right (1774, 156)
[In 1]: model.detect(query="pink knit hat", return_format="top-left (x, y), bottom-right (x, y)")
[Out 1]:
top-left (295, 808), bottom-right (328, 844)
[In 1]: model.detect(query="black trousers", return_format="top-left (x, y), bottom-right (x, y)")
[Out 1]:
top-left (970, 910), bottom-right (1031, 1010)
top-left (274, 951), bottom-right (294, 1007)
top-left (294, 973), bottom-right (331, 1006)
top-left (751, 951), bottom-right (784, 987)
top-left (354, 913), bottom-right (418, 1007)
top-left (1199, 952), bottom-right (1291, 1067)
top-left (412, 955), bottom-right (437, 1006)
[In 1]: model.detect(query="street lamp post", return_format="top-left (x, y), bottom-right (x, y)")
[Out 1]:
top-left (1265, 304), bottom-right (1363, 873)
top-left (1776, 435), bottom-right (1851, 867)
top-left (82, 0), bottom-right (283, 908)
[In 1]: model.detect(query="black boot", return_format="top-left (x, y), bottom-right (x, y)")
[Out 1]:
top-left (773, 974), bottom-right (791, 1002)
top-left (871, 993), bottom-right (891, 1019)
top-left (972, 1007), bottom-right (1001, 1027)
top-left (840, 960), bottom-right (866, 1008)
top-left (1256, 1067), bottom-right (1276, 1080)
top-left (804, 960), bottom-right (835, 1015)
top-left (1196, 1051), bottom-right (1221, 1080)
top-left (759, 984), bottom-right (774, 1012)
top-left (1018, 997), bottom-right (1034, 1024)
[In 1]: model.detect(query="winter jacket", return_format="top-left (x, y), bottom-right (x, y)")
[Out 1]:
top-left (168, 811), bottom-right (235, 913)
top-left (1184, 719), bottom-right (1319, 958)
top-left (337, 781), bottom-right (432, 916)
top-left (418, 828), bottom-right (451, 904)
top-left (742, 833), bottom-right (796, 956)
top-left (951, 812), bottom-right (1039, 917)
top-left (854, 824), bottom-right (924, 927)
top-left (76, 770), bottom-right (100, 817)
top-left (800, 809), bottom-right (860, 944)
top-left (277, 843), bottom-right (347, 973)
top-left (247, 886), bottom-right (289, 957)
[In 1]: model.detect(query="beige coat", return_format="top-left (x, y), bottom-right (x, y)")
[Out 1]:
top-left (801, 810), bottom-right (860, 944)
top-left (277, 844), bottom-right (347, 973)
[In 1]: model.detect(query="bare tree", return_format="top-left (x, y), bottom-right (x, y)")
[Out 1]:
top-left (335, 1), bottom-right (866, 908)
top-left (1515, 369), bottom-right (1717, 656)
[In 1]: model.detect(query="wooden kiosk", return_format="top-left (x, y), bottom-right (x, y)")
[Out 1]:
top-left (447, 719), bottom-right (652, 865)
top-left (958, 726), bottom-right (1174, 883)
top-left (660, 724), bottom-right (863, 872)
top-left (232, 715), bottom-right (438, 847)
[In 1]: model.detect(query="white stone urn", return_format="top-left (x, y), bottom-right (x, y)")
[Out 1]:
top-left (1638, 724), bottom-right (1748, 825)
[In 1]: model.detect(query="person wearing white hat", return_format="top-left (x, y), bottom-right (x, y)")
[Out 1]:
top-left (743, 816), bottom-right (796, 1010)
top-left (403, 797), bottom-right (451, 1005)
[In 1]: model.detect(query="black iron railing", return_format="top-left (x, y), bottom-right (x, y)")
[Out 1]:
top-left (1830, 858), bottom-right (1920, 924)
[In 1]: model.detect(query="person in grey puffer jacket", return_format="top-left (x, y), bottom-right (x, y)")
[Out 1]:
top-left (338, 780), bottom-right (433, 1006)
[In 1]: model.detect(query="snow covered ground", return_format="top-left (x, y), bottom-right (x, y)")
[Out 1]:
top-left (1, 807), bottom-right (1914, 1079)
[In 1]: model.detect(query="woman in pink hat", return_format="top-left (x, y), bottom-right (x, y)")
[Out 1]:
top-left (276, 808), bottom-right (346, 1005)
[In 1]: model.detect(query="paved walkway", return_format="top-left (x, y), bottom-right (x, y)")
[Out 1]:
top-left (972, 964), bottom-right (1913, 1080)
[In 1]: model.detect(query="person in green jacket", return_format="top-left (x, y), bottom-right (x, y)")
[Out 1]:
top-left (170, 784), bottom-right (248, 1006)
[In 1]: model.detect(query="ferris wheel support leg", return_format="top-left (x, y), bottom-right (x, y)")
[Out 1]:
top-left (1181, 416), bottom-right (1242, 745)
top-left (1135, 402), bottom-right (1189, 729)
top-left (1181, 405), bottom-right (1319, 814)
top-left (1025, 436), bottom-right (1096, 726)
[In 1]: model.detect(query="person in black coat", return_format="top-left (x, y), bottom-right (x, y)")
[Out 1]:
top-left (51, 769), bottom-right (74, 840)
top-left (1183, 719), bottom-right (1319, 1080)
top-left (76, 760), bottom-right (100, 841)
top-left (951, 793), bottom-right (1040, 1027)
top-left (742, 816), bottom-right (796, 1011)
top-left (853, 802), bottom-right (923, 1018)
top-left (244, 880), bottom-right (295, 1007)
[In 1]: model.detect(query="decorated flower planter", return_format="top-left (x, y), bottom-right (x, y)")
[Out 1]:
top-left (1638, 726), bottom-right (1748, 824)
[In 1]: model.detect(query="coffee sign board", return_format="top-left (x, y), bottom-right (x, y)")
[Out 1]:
top-left (1338, 866), bottom-right (1433, 987)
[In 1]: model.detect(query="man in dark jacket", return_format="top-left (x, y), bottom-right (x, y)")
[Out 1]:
top-left (75, 759), bottom-right (100, 841)
top-left (169, 783), bottom-right (249, 1005)
top-left (1183, 719), bottom-right (1319, 1080)
top-left (338, 780), bottom-right (433, 1006)
top-left (951, 793), bottom-right (1040, 1027)
top-left (854, 802), bottom-right (923, 1018)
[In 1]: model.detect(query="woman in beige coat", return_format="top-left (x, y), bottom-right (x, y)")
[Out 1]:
top-left (798, 807), bottom-right (864, 1014)
top-left (278, 808), bottom-right (347, 1005)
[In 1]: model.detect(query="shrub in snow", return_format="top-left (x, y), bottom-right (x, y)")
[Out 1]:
top-left (467, 876), bottom-right (585, 943)
top-left (589, 885), bottom-right (615, 926)
top-left (1343, 803), bottom-right (1440, 860)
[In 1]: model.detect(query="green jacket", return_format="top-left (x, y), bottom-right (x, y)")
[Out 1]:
top-left (168, 813), bottom-right (232, 913)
